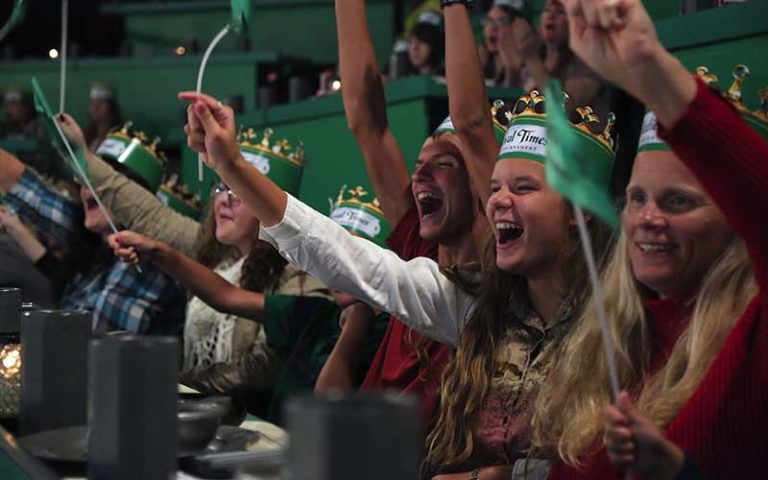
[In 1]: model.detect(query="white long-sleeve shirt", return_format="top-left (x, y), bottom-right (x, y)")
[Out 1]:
top-left (259, 194), bottom-right (476, 347)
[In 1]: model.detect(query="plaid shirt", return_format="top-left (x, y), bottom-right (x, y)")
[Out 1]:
top-left (7, 169), bottom-right (185, 334)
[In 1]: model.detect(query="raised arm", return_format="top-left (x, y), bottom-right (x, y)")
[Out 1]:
top-left (57, 114), bottom-right (202, 256)
top-left (315, 302), bottom-right (376, 392)
top-left (259, 194), bottom-right (470, 346)
top-left (110, 230), bottom-right (265, 321)
top-left (561, 0), bottom-right (695, 127)
top-left (443, 3), bottom-right (500, 205)
top-left (0, 149), bottom-right (26, 194)
top-left (0, 206), bottom-right (46, 262)
top-left (178, 93), bottom-right (471, 345)
top-left (0, 149), bottom-right (79, 249)
top-left (335, 0), bottom-right (412, 225)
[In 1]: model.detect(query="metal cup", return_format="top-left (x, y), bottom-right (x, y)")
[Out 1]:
top-left (285, 393), bottom-right (421, 480)
top-left (19, 310), bottom-right (91, 435)
top-left (87, 336), bottom-right (179, 480)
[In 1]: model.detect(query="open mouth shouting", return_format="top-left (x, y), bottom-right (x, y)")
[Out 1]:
top-left (495, 221), bottom-right (523, 249)
top-left (416, 191), bottom-right (444, 220)
top-left (84, 197), bottom-right (99, 211)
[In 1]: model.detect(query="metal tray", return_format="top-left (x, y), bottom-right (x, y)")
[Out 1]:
top-left (18, 425), bottom-right (261, 463)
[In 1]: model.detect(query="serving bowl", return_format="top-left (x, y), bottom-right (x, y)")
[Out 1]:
top-left (178, 396), bottom-right (230, 453)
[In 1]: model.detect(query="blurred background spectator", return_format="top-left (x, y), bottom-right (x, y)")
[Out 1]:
top-left (84, 83), bottom-right (123, 151)
top-left (0, 87), bottom-right (41, 141)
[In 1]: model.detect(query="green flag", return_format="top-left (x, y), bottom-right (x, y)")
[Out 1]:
top-left (31, 77), bottom-right (88, 179)
top-left (31, 78), bottom-right (60, 144)
top-left (0, 0), bottom-right (26, 42)
top-left (230, 0), bottom-right (251, 35)
top-left (544, 80), bottom-right (618, 228)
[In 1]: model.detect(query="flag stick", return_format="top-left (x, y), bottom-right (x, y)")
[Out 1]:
top-left (574, 206), bottom-right (620, 399)
top-left (52, 117), bottom-right (143, 274)
top-left (575, 206), bottom-right (633, 479)
top-left (195, 24), bottom-right (232, 182)
top-left (59, 0), bottom-right (68, 114)
top-left (0, 0), bottom-right (26, 43)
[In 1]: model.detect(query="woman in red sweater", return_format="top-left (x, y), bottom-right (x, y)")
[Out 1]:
top-left (533, 0), bottom-right (768, 479)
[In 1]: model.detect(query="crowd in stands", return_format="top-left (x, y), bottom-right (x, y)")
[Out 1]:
top-left (1, 0), bottom-right (765, 478)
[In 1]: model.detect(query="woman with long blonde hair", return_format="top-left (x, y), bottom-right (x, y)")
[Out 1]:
top-left (534, 0), bottom-right (768, 478)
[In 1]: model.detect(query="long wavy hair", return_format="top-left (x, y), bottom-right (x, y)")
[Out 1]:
top-left (426, 208), bottom-right (613, 468)
top-left (532, 230), bottom-right (756, 466)
top-left (193, 204), bottom-right (287, 293)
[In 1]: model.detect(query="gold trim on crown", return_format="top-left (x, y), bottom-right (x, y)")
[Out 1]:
top-left (695, 64), bottom-right (768, 124)
top-left (511, 89), bottom-right (616, 151)
top-left (238, 127), bottom-right (305, 167)
top-left (110, 122), bottom-right (167, 165)
top-left (491, 98), bottom-right (513, 128)
top-left (160, 174), bottom-right (202, 210)
top-left (512, 90), bottom-right (546, 117)
top-left (332, 185), bottom-right (384, 217)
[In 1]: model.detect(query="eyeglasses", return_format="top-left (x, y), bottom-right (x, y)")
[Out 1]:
top-left (211, 182), bottom-right (241, 205)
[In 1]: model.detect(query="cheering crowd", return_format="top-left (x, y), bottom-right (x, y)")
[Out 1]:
top-left (1, 0), bottom-right (766, 478)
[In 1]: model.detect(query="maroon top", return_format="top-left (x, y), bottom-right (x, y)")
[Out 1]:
top-left (549, 79), bottom-right (768, 479)
top-left (359, 205), bottom-right (453, 424)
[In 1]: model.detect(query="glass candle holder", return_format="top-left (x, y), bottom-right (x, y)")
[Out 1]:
top-left (0, 333), bottom-right (22, 419)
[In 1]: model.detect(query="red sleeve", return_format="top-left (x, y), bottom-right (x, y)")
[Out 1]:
top-left (386, 198), bottom-right (439, 261)
top-left (661, 78), bottom-right (768, 291)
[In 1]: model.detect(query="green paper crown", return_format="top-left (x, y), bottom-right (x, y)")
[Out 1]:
top-left (329, 186), bottom-right (391, 247)
top-left (156, 175), bottom-right (203, 221)
top-left (238, 127), bottom-right (305, 196)
top-left (433, 99), bottom-right (512, 146)
top-left (96, 122), bottom-right (167, 192)
top-left (498, 89), bottom-right (616, 189)
top-left (695, 65), bottom-right (768, 140)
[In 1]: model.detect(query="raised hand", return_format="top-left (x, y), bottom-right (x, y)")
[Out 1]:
top-left (561, 0), bottom-right (660, 91)
top-left (108, 230), bottom-right (163, 265)
top-left (561, 0), bottom-right (696, 125)
top-left (178, 92), bottom-right (241, 173)
top-left (55, 113), bottom-right (87, 150)
top-left (604, 391), bottom-right (685, 480)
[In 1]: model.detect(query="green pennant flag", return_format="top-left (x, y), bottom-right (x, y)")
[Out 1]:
top-left (230, 0), bottom-right (251, 35)
top-left (31, 77), bottom-right (88, 180)
top-left (544, 79), bottom-right (618, 228)
top-left (0, 0), bottom-right (26, 42)
top-left (31, 78), bottom-right (61, 144)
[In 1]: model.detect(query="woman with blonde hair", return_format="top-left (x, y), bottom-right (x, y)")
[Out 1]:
top-left (534, 0), bottom-right (768, 478)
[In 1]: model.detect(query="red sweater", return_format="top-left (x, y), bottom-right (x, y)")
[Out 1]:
top-left (549, 79), bottom-right (768, 479)
top-left (360, 205), bottom-right (453, 423)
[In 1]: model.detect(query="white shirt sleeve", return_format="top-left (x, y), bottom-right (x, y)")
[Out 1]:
top-left (259, 194), bottom-right (474, 347)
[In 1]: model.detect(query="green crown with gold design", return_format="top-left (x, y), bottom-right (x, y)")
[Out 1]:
top-left (156, 174), bottom-right (203, 221)
top-left (498, 89), bottom-right (616, 189)
top-left (96, 122), bottom-right (167, 192)
top-left (238, 127), bottom-right (305, 196)
top-left (329, 185), bottom-right (390, 247)
top-left (695, 64), bottom-right (768, 139)
top-left (433, 99), bottom-right (513, 145)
